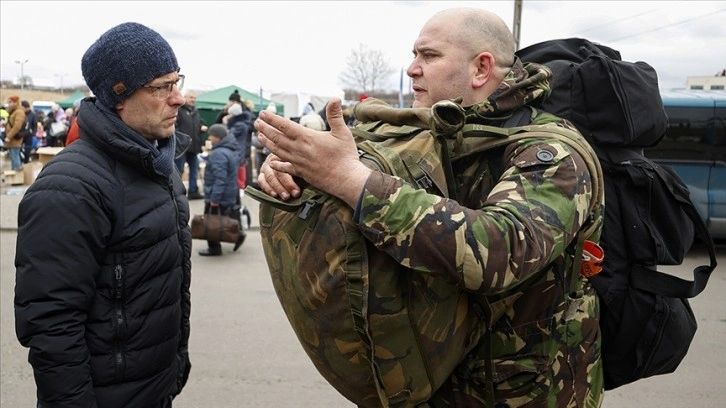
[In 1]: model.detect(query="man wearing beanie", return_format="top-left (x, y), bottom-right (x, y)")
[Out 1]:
top-left (15, 22), bottom-right (192, 408)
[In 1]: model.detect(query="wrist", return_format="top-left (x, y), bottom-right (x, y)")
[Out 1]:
top-left (335, 163), bottom-right (373, 209)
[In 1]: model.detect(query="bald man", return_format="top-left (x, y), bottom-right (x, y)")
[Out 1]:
top-left (255, 8), bottom-right (603, 407)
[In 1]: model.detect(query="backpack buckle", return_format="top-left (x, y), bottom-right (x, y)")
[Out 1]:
top-left (298, 201), bottom-right (317, 220)
top-left (414, 175), bottom-right (433, 189)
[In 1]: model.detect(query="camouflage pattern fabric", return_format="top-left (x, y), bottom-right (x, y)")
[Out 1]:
top-left (254, 126), bottom-right (485, 407)
top-left (249, 58), bottom-right (604, 408)
top-left (356, 60), bottom-right (604, 407)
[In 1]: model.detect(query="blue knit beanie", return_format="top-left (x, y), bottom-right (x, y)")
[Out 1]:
top-left (81, 22), bottom-right (179, 109)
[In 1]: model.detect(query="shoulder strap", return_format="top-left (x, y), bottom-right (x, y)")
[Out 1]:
top-left (453, 123), bottom-right (604, 226)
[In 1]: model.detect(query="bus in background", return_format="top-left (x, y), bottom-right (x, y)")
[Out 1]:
top-left (645, 89), bottom-right (726, 239)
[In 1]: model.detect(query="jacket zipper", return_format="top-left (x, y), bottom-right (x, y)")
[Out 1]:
top-left (114, 263), bottom-right (126, 382)
top-left (169, 180), bottom-right (183, 239)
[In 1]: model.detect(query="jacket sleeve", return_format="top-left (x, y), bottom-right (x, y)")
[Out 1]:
top-left (14, 175), bottom-right (111, 407)
top-left (6, 110), bottom-right (26, 140)
top-left (356, 138), bottom-right (593, 295)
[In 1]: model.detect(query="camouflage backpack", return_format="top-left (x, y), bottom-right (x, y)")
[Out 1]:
top-left (246, 98), bottom-right (603, 407)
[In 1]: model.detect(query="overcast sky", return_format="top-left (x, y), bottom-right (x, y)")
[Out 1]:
top-left (1, 1), bottom-right (724, 97)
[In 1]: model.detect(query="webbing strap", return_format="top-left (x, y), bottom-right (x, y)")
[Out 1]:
top-left (452, 125), bottom-right (605, 240)
top-left (482, 333), bottom-right (495, 408)
top-left (569, 229), bottom-right (589, 294)
top-left (454, 301), bottom-right (496, 407)
top-left (627, 158), bottom-right (717, 298)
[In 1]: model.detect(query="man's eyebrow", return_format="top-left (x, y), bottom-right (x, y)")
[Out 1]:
top-left (414, 45), bottom-right (438, 55)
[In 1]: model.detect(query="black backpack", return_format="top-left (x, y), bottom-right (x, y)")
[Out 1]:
top-left (516, 37), bottom-right (718, 390)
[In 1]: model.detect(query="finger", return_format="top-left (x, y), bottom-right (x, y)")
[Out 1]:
top-left (258, 158), bottom-right (281, 198)
top-left (259, 157), bottom-right (299, 200)
top-left (325, 98), bottom-right (347, 133)
top-left (270, 161), bottom-right (301, 197)
top-left (267, 162), bottom-right (301, 199)
top-left (256, 131), bottom-right (276, 155)
top-left (255, 118), bottom-right (298, 160)
top-left (256, 111), bottom-right (296, 141)
top-left (256, 172), bottom-right (277, 198)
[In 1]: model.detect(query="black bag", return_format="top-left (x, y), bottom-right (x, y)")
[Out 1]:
top-left (517, 37), bottom-right (668, 148)
top-left (592, 150), bottom-right (716, 390)
top-left (517, 38), bottom-right (718, 390)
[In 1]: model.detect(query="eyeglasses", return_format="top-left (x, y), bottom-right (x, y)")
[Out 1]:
top-left (142, 74), bottom-right (185, 100)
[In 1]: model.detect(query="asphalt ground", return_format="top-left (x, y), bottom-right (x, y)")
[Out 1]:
top-left (1, 180), bottom-right (724, 407)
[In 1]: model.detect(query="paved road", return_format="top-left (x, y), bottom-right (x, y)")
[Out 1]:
top-left (1, 189), bottom-right (724, 407)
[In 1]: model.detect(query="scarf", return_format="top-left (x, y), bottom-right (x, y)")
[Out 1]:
top-left (95, 99), bottom-right (176, 178)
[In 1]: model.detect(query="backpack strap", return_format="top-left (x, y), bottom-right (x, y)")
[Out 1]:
top-left (614, 154), bottom-right (717, 298)
top-left (451, 123), bottom-right (604, 230)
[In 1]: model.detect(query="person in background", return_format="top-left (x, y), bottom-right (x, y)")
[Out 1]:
top-left (34, 111), bottom-right (46, 147)
top-left (64, 98), bottom-right (84, 146)
top-left (254, 7), bottom-right (603, 407)
top-left (4, 95), bottom-right (26, 170)
top-left (15, 22), bottom-right (192, 408)
top-left (42, 105), bottom-right (59, 147)
top-left (215, 89), bottom-right (243, 124)
top-left (199, 123), bottom-right (246, 256)
top-left (223, 101), bottom-right (254, 189)
top-left (48, 103), bottom-right (68, 147)
top-left (20, 100), bottom-right (37, 163)
top-left (298, 102), bottom-right (326, 131)
top-left (0, 107), bottom-right (7, 144)
top-left (175, 90), bottom-right (208, 199)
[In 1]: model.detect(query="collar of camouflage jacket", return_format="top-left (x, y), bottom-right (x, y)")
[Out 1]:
top-left (465, 57), bottom-right (552, 122)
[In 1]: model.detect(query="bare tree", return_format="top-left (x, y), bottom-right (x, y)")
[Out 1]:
top-left (339, 43), bottom-right (394, 94)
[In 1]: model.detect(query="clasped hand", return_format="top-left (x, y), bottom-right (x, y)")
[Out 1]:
top-left (254, 98), bottom-right (372, 208)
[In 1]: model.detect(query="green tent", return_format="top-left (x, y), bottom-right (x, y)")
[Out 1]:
top-left (193, 85), bottom-right (284, 141)
top-left (56, 90), bottom-right (87, 109)
top-left (195, 85), bottom-right (284, 116)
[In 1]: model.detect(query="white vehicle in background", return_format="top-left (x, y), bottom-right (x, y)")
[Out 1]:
top-left (31, 101), bottom-right (55, 116)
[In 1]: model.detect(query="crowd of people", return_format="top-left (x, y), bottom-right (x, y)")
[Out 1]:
top-left (1, 98), bottom-right (81, 171)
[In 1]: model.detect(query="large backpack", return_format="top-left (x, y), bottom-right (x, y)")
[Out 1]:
top-left (516, 37), bottom-right (719, 390)
top-left (247, 98), bottom-right (604, 407)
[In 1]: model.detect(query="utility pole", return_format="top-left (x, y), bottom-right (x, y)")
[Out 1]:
top-left (14, 59), bottom-right (29, 90)
top-left (513, 0), bottom-right (523, 51)
top-left (55, 73), bottom-right (68, 95)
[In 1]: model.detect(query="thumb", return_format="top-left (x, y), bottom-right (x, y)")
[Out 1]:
top-left (325, 98), bottom-right (346, 133)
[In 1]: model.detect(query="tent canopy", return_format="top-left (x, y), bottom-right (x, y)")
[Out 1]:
top-left (195, 85), bottom-right (284, 116)
top-left (56, 90), bottom-right (87, 109)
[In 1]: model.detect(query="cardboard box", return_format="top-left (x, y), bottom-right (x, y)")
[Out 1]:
top-left (23, 162), bottom-right (44, 185)
top-left (36, 147), bottom-right (64, 166)
top-left (2, 170), bottom-right (24, 186)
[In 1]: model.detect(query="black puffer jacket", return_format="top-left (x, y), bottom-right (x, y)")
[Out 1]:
top-left (15, 99), bottom-right (192, 408)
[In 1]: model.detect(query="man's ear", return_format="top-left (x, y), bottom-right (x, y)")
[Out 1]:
top-left (115, 100), bottom-right (125, 111)
top-left (472, 52), bottom-right (495, 89)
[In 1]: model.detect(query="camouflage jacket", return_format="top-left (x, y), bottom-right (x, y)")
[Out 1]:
top-left (356, 59), bottom-right (604, 407)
